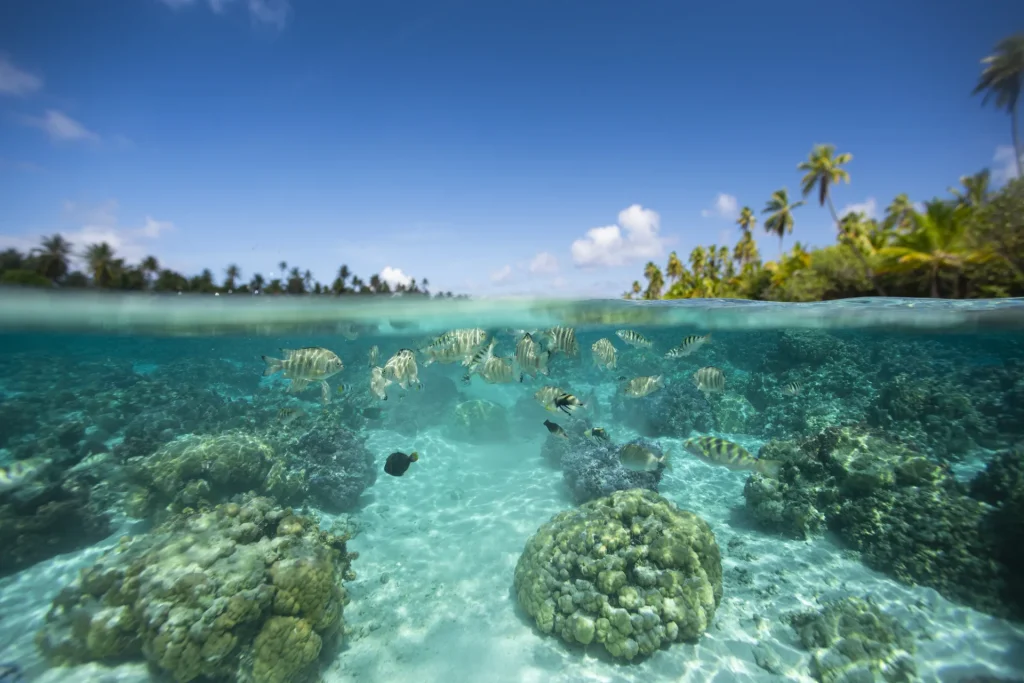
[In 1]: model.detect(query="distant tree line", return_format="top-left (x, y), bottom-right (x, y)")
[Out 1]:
top-left (0, 241), bottom-right (461, 298)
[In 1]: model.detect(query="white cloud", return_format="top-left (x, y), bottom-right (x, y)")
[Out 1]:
top-left (993, 145), bottom-right (1021, 185)
top-left (0, 201), bottom-right (173, 266)
top-left (26, 109), bottom-right (99, 143)
top-left (379, 266), bottom-right (412, 289)
top-left (571, 204), bottom-right (665, 268)
top-left (0, 56), bottom-right (43, 96)
top-left (700, 193), bottom-right (739, 219)
top-left (839, 197), bottom-right (878, 219)
top-left (490, 264), bottom-right (513, 283)
top-left (529, 251), bottom-right (559, 274)
top-left (158, 0), bottom-right (291, 27)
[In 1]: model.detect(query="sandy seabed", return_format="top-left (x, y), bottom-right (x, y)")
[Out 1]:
top-left (2, 421), bottom-right (1024, 683)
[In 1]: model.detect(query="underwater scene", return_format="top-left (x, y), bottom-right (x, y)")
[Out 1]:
top-left (0, 294), bottom-right (1023, 683)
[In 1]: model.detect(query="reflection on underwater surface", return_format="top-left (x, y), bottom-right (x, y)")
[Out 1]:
top-left (0, 294), bottom-right (1023, 682)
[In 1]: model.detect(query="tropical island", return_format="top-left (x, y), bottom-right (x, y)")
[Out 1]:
top-left (626, 34), bottom-right (1024, 302)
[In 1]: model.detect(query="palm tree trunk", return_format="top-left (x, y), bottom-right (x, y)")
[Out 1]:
top-left (931, 264), bottom-right (939, 298)
top-left (827, 195), bottom-right (888, 296)
top-left (1013, 102), bottom-right (1023, 179)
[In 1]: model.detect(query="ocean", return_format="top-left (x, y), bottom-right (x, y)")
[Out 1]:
top-left (0, 290), bottom-right (1022, 683)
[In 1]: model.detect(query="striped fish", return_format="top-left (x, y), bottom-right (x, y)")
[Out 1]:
top-left (591, 338), bottom-right (617, 370)
top-left (665, 334), bottom-right (711, 359)
top-left (384, 349), bottom-right (421, 389)
top-left (515, 332), bottom-right (550, 380)
top-left (693, 366), bottom-right (725, 394)
top-left (615, 329), bottom-right (652, 349)
top-left (781, 381), bottom-right (802, 396)
top-left (534, 385), bottom-right (566, 412)
top-left (370, 365), bottom-right (391, 400)
top-left (623, 375), bottom-right (663, 398)
top-left (0, 458), bottom-right (46, 493)
top-left (262, 346), bottom-right (344, 404)
top-left (683, 436), bottom-right (780, 477)
top-left (545, 326), bottom-right (579, 357)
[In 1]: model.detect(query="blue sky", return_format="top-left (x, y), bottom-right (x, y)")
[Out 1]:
top-left (0, 0), bottom-right (1021, 297)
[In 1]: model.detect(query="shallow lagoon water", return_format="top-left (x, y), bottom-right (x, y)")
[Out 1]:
top-left (1, 292), bottom-right (1023, 683)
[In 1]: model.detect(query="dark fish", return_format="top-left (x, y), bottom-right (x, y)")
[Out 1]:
top-left (554, 393), bottom-right (583, 415)
top-left (384, 451), bottom-right (419, 477)
top-left (0, 664), bottom-right (24, 683)
top-left (584, 427), bottom-right (610, 443)
top-left (362, 407), bottom-right (383, 420)
top-left (543, 419), bottom-right (567, 438)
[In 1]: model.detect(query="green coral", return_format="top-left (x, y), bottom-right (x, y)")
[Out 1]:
top-left (513, 489), bottom-right (721, 661)
top-left (788, 597), bottom-right (916, 683)
top-left (36, 495), bottom-right (355, 683)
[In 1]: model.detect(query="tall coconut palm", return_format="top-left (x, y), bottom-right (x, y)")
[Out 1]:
top-left (762, 189), bottom-right (805, 253)
top-left (737, 206), bottom-right (757, 234)
top-left (250, 273), bottom-right (266, 293)
top-left (643, 261), bottom-right (664, 299)
top-left (880, 201), bottom-right (986, 298)
top-left (884, 194), bottom-right (916, 233)
top-left (278, 261), bottom-right (287, 277)
top-left (974, 34), bottom-right (1024, 179)
top-left (332, 265), bottom-right (351, 294)
top-left (798, 144), bottom-right (886, 295)
top-left (689, 246), bottom-right (708, 280)
top-left (665, 251), bottom-right (685, 283)
top-left (84, 242), bottom-right (117, 287)
top-left (224, 264), bottom-right (241, 291)
top-left (631, 280), bottom-right (642, 298)
top-left (32, 234), bottom-right (73, 282)
top-left (733, 232), bottom-right (760, 267)
top-left (141, 255), bottom-right (160, 287)
top-left (948, 169), bottom-right (991, 208)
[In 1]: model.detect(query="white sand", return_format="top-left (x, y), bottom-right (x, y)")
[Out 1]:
top-left (3, 420), bottom-right (1023, 683)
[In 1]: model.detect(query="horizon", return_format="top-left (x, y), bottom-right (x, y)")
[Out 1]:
top-left (0, 0), bottom-right (1021, 297)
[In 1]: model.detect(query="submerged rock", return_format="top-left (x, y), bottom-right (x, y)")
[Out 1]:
top-left (514, 489), bottom-right (722, 661)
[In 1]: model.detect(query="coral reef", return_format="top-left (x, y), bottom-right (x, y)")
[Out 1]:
top-left (744, 425), bottom-right (1014, 616)
top-left (970, 445), bottom-right (1024, 617)
top-left (610, 376), bottom-right (714, 438)
top-left (514, 489), bottom-right (721, 661)
top-left (37, 494), bottom-right (356, 683)
top-left (788, 597), bottom-right (916, 683)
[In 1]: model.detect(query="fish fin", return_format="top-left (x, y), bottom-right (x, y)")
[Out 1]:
top-left (757, 459), bottom-right (781, 477)
top-left (262, 356), bottom-right (283, 376)
top-left (321, 381), bottom-right (330, 404)
top-left (289, 378), bottom-right (310, 393)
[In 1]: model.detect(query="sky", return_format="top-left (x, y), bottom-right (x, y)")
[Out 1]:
top-left (0, 0), bottom-right (1021, 297)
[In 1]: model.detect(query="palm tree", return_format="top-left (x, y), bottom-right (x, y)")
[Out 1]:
top-left (141, 255), bottom-right (160, 287)
top-left (884, 194), bottom-right (916, 234)
top-left (737, 206), bottom-right (756, 234)
top-left (762, 189), bottom-right (805, 253)
top-left (949, 169), bottom-right (991, 208)
top-left (225, 264), bottom-right (241, 291)
top-left (631, 280), bottom-right (642, 298)
top-left (32, 234), bottom-right (73, 282)
top-left (278, 261), bottom-right (287, 277)
top-left (689, 246), bottom-right (708, 280)
top-left (798, 145), bottom-right (886, 295)
top-left (84, 242), bottom-right (117, 287)
top-left (733, 232), bottom-right (760, 268)
top-left (879, 201), bottom-right (986, 298)
top-left (665, 251), bottom-right (685, 283)
top-left (250, 273), bottom-right (265, 293)
top-left (974, 34), bottom-right (1024, 179)
top-left (643, 261), bottom-right (664, 299)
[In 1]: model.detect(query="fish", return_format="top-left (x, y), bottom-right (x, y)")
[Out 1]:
top-left (545, 326), bottom-right (579, 357)
top-left (277, 407), bottom-right (304, 424)
top-left (515, 332), bottom-right (551, 381)
top-left (618, 443), bottom-right (670, 472)
top-left (554, 393), bottom-right (584, 415)
top-left (781, 381), bottom-right (802, 396)
top-left (419, 328), bottom-right (489, 366)
top-left (693, 366), bottom-right (726, 394)
top-left (543, 420), bottom-right (567, 438)
top-left (384, 451), bottom-right (419, 477)
top-left (591, 338), bottom-right (617, 370)
top-left (683, 436), bottom-right (780, 476)
top-left (68, 452), bottom-right (111, 473)
top-left (0, 458), bottom-right (47, 493)
top-left (368, 345), bottom-right (381, 367)
top-left (262, 347), bottom-right (344, 405)
top-left (370, 366), bottom-right (392, 401)
top-left (383, 349), bottom-right (421, 390)
top-left (0, 663), bottom-right (24, 683)
top-left (584, 427), bottom-right (610, 444)
top-left (362, 407), bottom-right (383, 420)
top-left (665, 334), bottom-right (711, 359)
top-left (623, 375), bottom-right (664, 398)
top-left (534, 386), bottom-right (563, 411)
top-left (615, 329), bottom-right (652, 349)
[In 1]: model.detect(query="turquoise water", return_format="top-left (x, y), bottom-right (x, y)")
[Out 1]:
top-left (1, 292), bottom-right (1023, 683)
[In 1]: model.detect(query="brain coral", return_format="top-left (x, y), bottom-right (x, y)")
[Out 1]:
top-left (513, 489), bottom-right (721, 661)
top-left (36, 494), bottom-right (356, 683)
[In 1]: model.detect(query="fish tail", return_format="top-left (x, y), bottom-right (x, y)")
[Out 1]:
top-left (757, 459), bottom-right (781, 477)
top-left (410, 452), bottom-right (419, 461)
top-left (262, 356), bottom-right (283, 376)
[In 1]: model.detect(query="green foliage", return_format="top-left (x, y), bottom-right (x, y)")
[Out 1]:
top-left (0, 269), bottom-right (54, 288)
